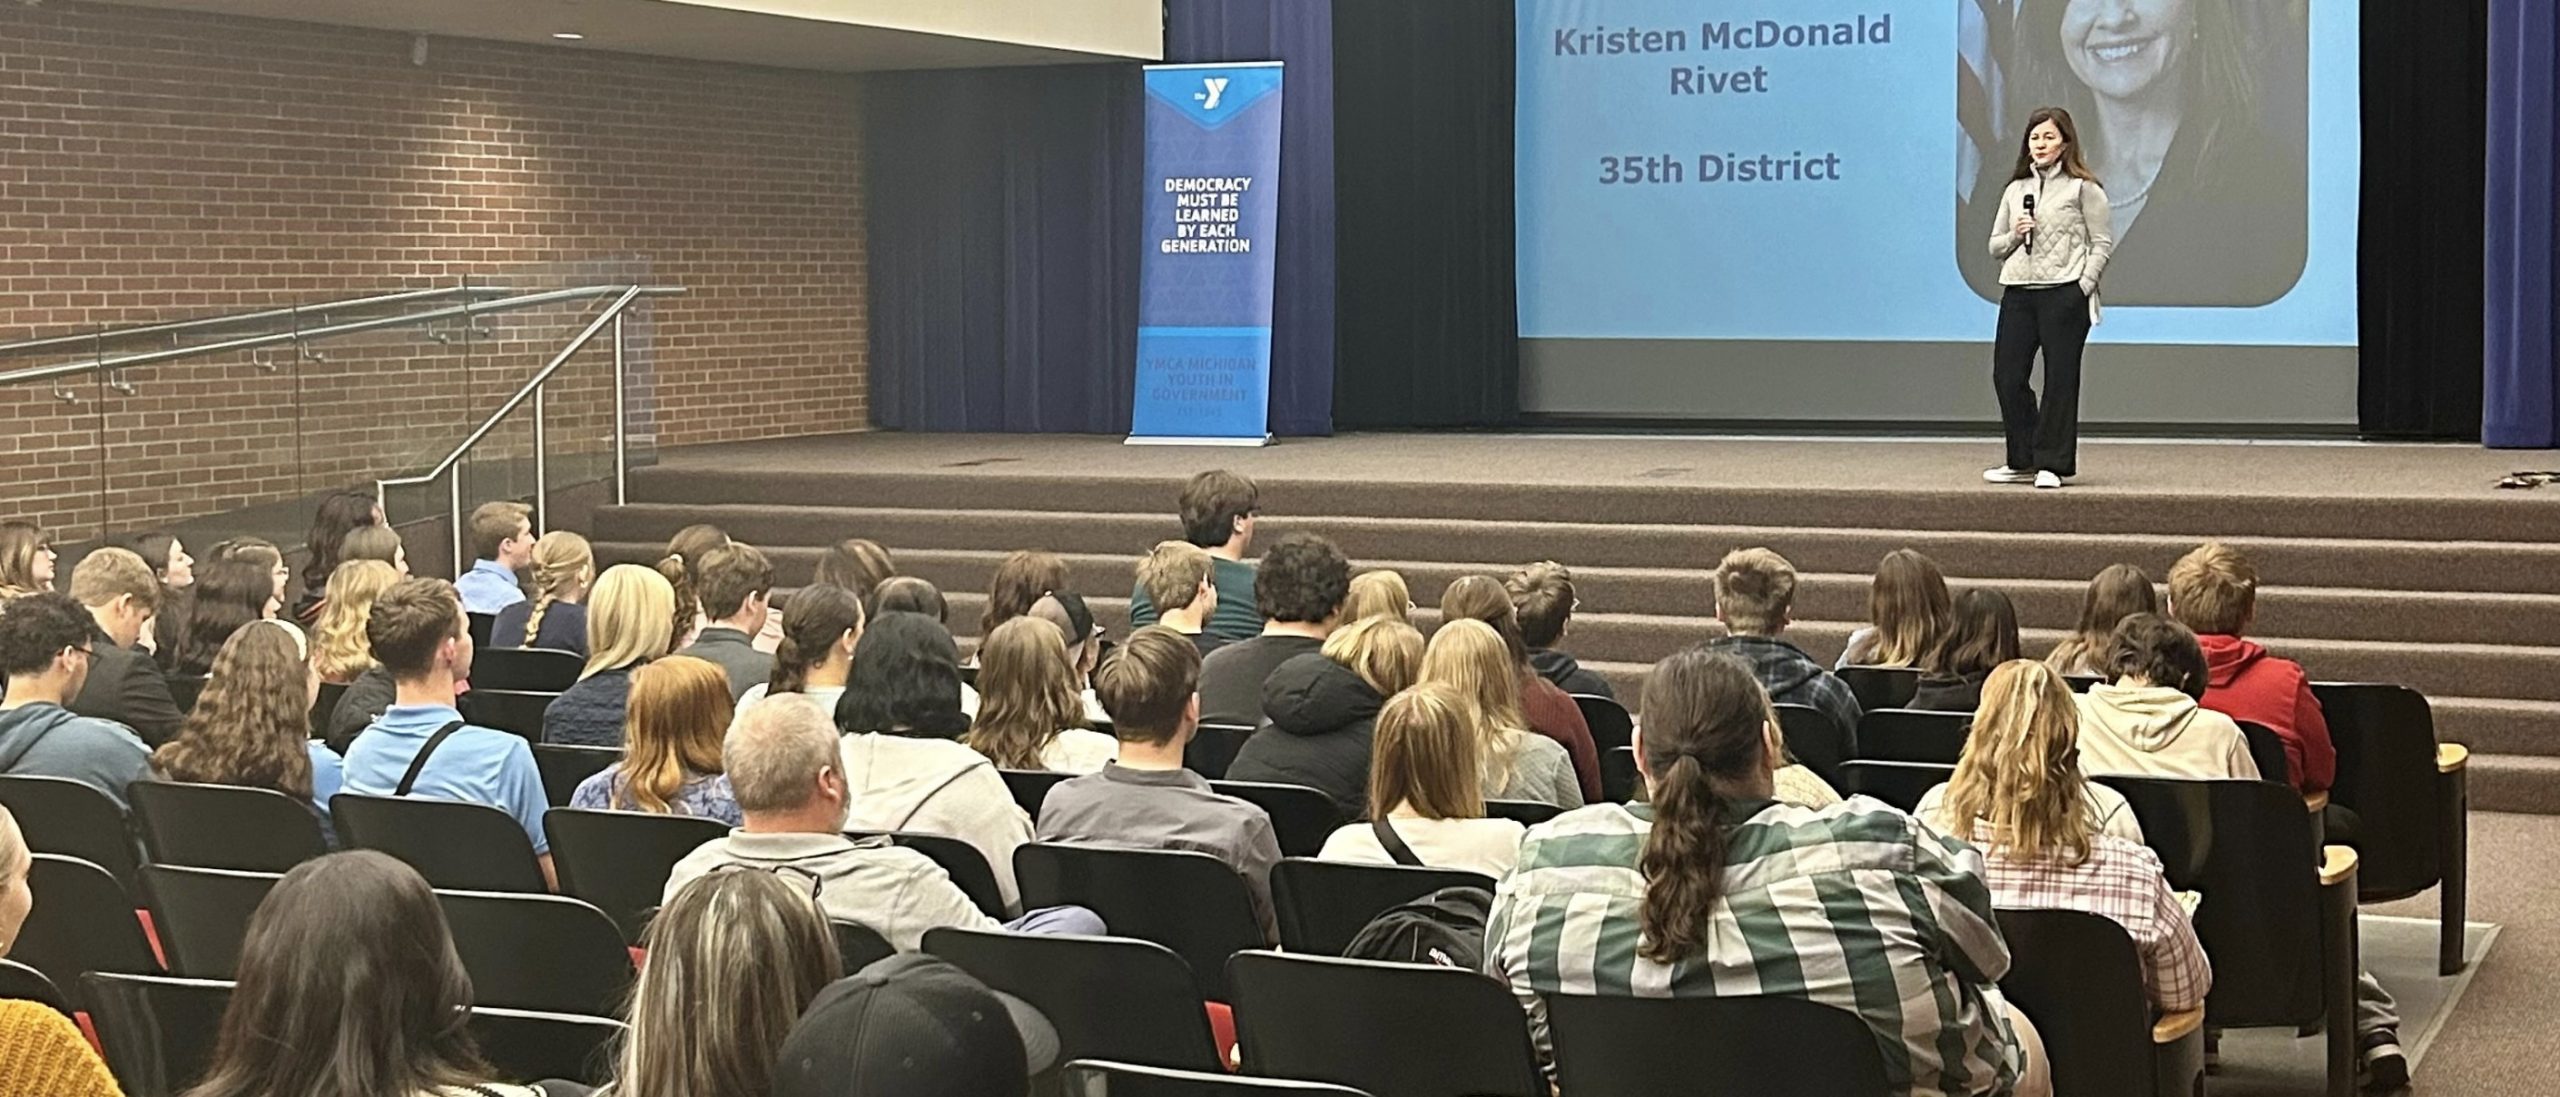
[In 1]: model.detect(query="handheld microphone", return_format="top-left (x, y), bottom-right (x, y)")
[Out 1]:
top-left (2022, 193), bottom-right (2036, 253)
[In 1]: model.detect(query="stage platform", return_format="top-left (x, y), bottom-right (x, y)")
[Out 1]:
top-left (590, 430), bottom-right (2560, 811)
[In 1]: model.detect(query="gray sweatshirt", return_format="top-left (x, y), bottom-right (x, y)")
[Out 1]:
top-left (1988, 164), bottom-right (2116, 302)
top-left (0, 702), bottom-right (153, 809)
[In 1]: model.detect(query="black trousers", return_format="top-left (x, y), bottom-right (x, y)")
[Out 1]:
top-left (1991, 284), bottom-right (2091, 476)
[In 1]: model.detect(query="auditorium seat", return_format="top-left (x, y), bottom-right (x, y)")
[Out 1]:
top-left (1209, 780), bottom-right (1338, 857)
top-left (457, 688), bottom-right (557, 742)
top-left (470, 647), bottom-right (586, 693)
top-left (1772, 702), bottom-right (1853, 785)
top-left (1570, 693), bottom-right (1634, 754)
top-left (1855, 708), bottom-right (1970, 765)
top-left (331, 793), bottom-right (548, 893)
top-left (470, 1005), bottom-right (625, 1087)
top-left (1600, 745), bottom-right (1641, 804)
top-left (2313, 681), bottom-right (2470, 974)
top-left (831, 921), bottom-right (896, 975)
top-left (0, 774), bottom-right (140, 888)
top-left (1994, 908), bottom-right (2205, 1097)
top-left (466, 612), bottom-right (497, 649)
top-left (1836, 665), bottom-right (1921, 712)
top-left (1012, 843), bottom-right (1264, 1001)
top-left (846, 830), bottom-right (1008, 919)
top-left (1268, 859), bottom-right (1494, 956)
top-left (164, 674), bottom-right (208, 715)
top-left (1001, 768), bottom-right (1072, 816)
top-left (436, 889), bottom-right (633, 1016)
top-left (0, 958), bottom-right (70, 1016)
top-left (1227, 951), bottom-right (1544, 1097)
top-left (1546, 993), bottom-right (1889, 1097)
top-left (546, 807), bottom-right (729, 942)
top-left (1838, 759), bottom-right (1955, 814)
top-left (128, 780), bottom-right (326, 873)
top-left (531, 744), bottom-right (622, 807)
top-left (140, 864), bottom-right (280, 978)
top-left (925, 927), bottom-right (1224, 1073)
top-left (1185, 722), bottom-right (1258, 780)
top-left (12, 855), bottom-right (161, 1010)
top-left (2235, 720), bottom-right (2293, 788)
top-left (1062, 1059), bottom-right (1373, 1097)
top-left (81, 971), bottom-right (228, 1097)
top-left (311, 681), bottom-right (348, 740)
top-left (1484, 800), bottom-right (1562, 827)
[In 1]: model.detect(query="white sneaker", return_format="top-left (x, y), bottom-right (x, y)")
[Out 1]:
top-left (2034, 470), bottom-right (2065, 489)
top-left (1983, 466), bottom-right (2035, 484)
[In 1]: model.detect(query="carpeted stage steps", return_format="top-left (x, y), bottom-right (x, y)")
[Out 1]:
top-left (590, 447), bottom-right (2560, 814)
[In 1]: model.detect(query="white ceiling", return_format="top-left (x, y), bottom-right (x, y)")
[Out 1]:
top-left (96, 0), bottom-right (1164, 72)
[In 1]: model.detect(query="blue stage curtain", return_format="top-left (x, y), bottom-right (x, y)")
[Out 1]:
top-left (864, 66), bottom-right (1141, 433)
top-left (2484, 0), bottom-right (2559, 447)
top-left (1166, 0), bottom-right (1338, 437)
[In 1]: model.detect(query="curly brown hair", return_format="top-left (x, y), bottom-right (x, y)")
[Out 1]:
top-left (155, 621), bottom-right (316, 800)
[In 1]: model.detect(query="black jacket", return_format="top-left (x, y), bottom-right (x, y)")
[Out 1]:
top-left (1909, 670), bottom-right (1992, 714)
top-left (324, 664), bottom-right (399, 754)
top-left (69, 628), bottom-right (185, 747)
top-left (1225, 652), bottom-right (1381, 820)
top-left (1528, 648), bottom-right (1615, 701)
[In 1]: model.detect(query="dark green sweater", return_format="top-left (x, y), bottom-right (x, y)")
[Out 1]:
top-left (1126, 555), bottom-right (1263, 641)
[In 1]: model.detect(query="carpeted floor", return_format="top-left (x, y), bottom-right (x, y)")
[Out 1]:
top-left (2362, 810), bottom-right (2560, 1094)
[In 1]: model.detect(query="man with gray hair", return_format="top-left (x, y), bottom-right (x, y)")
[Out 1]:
top-left (666, 694), bottom-right (1101, 948)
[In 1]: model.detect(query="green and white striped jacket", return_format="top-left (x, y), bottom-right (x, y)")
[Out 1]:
top-left (1485, 797), bottom-right (2024, 1096)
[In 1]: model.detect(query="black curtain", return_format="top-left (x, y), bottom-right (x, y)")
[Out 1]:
top-left (1330, 1), bottom-right (1520, 429)
top-left (2358, 0), bottom-right (2487, 439)
top-left (864, 66), bottom-right (1141, 433)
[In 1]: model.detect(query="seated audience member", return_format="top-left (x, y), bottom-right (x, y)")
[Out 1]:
top-left (606, 868), bottom-right (839, 1097)
top-left (835, 613), bottom-right (1036, 911)
top-left (672, 694), bottom-right (1096, 946)
top-left (1703, 547), bottom-right (1863, 738)
top-left (1316, 682), bottom-right (1527, 875)
top-left (978, 549), bottom-right (1070, 652)
top-left (814, 537), bottom-right (897, 608)
top-left (1039, 626), bottom-right (1283, 941)
top-left (1916, 662), bottom-right (2202, 1015)
top-left (309, 560), bottom-right (402, 686)
top-left (1509, 561), bottom-right (1615, 699)
top-left (2167, 542), bottom-right (2335, 795)
top-left (1197, 531), bottom-right (1350, 727)
top-left (126, 530), bottom-right (195, 590)
top-left (65, 547), bottom-right (184, 746)
top-left (292, 490), bottom-right (383, 625)
top-left (1419, 619), bottom-right (1582, 809)
top-left (0, 803), bottom-right (131, 1097)
top-left (1911, 589), bottom-right (2023, 713)
top-left (658, 522), bottom-right (782, 654)
top-left (1838, 548), bottom-right (1954, 670)
top-left (543, 564), bottom-right (676, 748)
top-left (176, 851), bottom-right (573, 1097)
top-left (2044, 563), bottom-right (2156, 676)
top-left (339, 523), bottom-right (410, 576)
top-left (0, 522), bottom-right (57, 600)
top-left (1915, 661), bottom-right (2144, 843)
top-left (1127, 469), bottom-right (1266, 641)
top-left (322, 657), bottom-right (399, 754)
top-left (1442, 575), bottom-right (1601, 801)
top-left (2073, 614), bottom-right (2260, 782)
top-left (741, 582), bottom-right (866, 711)
top-left (771, 954), bottom-right (1055, 1097)
top-left (1139, 539), bottom-right (1229, 659)
top-left (455, 500), bottom-right (535, 615)
top-left (0, 593), bottom-right (151, 808)
top-left (340, 578), bottom-right (552, 883)
top-left (1230, 614), bottom-right (1425, 818)
top-left (1028, 591), bottom-right (1110, 724)
top-left (570, 655), bottom-right (741, 825)
top-left (157, 558), bottom-right (273, 678)
top-left (208, 537), bottom-right (295, 625)
top-left (676, 541), bottom-right (777, 699)
top-left (490, 530), bottom-right (592, 655)
top-left (1340, 569), bottom-right (1415, 625)
top-left (1487, 648), bottom-right (2047, 1095)
top-left (965, 617), bottom-right (1116, 774)
top-left (155, 620), bottom-right (345, 837)
top-left (872, 575), bottom-right (948, 624)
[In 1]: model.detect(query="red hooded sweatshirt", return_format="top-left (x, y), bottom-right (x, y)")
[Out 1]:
top-left (2194, 632), bottom-right (2335, 794)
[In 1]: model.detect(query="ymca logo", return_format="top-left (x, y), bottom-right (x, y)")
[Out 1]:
top-left (1195, 77), bottom-right (1228, 110)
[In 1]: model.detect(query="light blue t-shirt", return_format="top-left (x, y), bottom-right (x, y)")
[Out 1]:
top-left (341, 702), bottom-right (549, 854)
top-left (455, 559), bottom-right (527, 615)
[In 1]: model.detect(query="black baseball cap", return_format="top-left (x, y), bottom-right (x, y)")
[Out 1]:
top-left (771, 954), bottom-right (1060, 1097)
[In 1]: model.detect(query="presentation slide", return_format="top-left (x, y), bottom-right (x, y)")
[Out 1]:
top-left (1515, 0), bottom-right (2363, 427)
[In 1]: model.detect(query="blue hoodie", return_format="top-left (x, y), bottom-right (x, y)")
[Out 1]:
top-left (0, 702), bottom-right (153, 810)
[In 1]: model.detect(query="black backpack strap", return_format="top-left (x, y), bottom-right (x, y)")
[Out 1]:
top-left (395, 720), bottom-right (469, 797)
top-left (1371, 817), bottom-right (1425, 867)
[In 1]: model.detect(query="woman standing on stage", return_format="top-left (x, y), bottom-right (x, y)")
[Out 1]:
top-left (1985, 107), bottom-right (2113, 491)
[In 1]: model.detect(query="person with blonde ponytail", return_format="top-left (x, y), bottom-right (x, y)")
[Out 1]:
top-left (1488, 648), bottom-right (2047, 1096)
top-left (738, 583), bottom-right (864, 713)
top-left (310, 561), bottom-right (403, 685)
top-left (492, 531), bottom-right (593, 656)
top-left (541, 565), bottom-right (675, 748)
top-left (1416, 619), bottom-right (1580, 809)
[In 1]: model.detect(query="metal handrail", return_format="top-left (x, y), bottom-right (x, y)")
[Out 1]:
top-left (0, 284), bottom-right (523, 360)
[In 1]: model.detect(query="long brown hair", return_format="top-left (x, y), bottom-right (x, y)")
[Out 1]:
top-left (181, 851), bottom-right (494, 1097)
top-left (0, 521), bottom-right (51, 595)
top-left (1863, 549), bottom-right (1952, 667)
top-left (769, 583), bottom-right (865, 695)
top-left (2046, 564), bottom-right (2157, 674)
top-left (1367, 682), bottom-right (1486, 821)
top-left (615, 656), bottom-right (732, 814)
top-left (965, 616), bottom-right (1090, 769)
top-left (657, 523), bottom-right (730, 646)
top-left (156, 621), bottom-right (315, 800)
top-left (311, 560), bottom-right (402, 683)
top-left (161, 559), bottom-right (273, 678)
top-left (1937, 661), bottom-right (2094, 865)
top-left (2007, 106), bottom-right (2101, 183)
top-left (299, 490), bottom-right (381, 598)
top-left (1633, 649), bottom-right (1773, 964)
top-left (1927, 588), bottom-right (2022, 679)
top-left (813, 538), bottom-right (896, 605)
top-left (981, 550), bottom-right (1069, 638)
top-left (611, 868), bottom-right (840, 1097)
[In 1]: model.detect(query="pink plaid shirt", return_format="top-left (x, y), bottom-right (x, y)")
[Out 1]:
top-left (1980, 834), bottom-right (2212, 1013)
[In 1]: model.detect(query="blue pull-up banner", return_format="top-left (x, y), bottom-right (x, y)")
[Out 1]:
top-left (1129, 62), bottom-right (1285, 445)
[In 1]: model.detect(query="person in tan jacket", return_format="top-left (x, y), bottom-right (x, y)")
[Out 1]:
top-left (2072, 614), bottom-right (2259, 782)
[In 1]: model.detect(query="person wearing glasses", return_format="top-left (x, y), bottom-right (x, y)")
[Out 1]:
top-left (0, 592), bottom-right (152, 808)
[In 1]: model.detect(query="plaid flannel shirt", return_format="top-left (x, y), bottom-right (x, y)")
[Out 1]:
top-left (1704, 635), bottom-right (1866, 742)
top-left (1976, 834), bottom-right (2212, 1013)
top-left (1486, 798), bottom-right (2024, 1096)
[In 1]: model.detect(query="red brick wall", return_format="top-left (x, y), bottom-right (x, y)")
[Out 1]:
top-left (0, 1), bottom-right (867, 538)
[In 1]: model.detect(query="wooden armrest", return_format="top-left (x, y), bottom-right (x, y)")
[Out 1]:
top-left (2151, 1007), bottom-right (2205, 1044)
top-left (2439, 743), bottom-right (2469, 774)
top-left (2319, 845), bottom-right (2359, 887)
top-left (2303, 790), bottom-right (2330, 813)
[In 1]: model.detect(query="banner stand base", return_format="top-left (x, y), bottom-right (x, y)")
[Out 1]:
top-left (1124, 434), bottom-right (1275, 448)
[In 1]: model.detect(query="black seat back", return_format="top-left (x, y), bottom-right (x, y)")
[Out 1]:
top-left (470, 647), bottom-right (586, 692)
top-left (1012, 843), bottom-right (1265, 1001)
top-left (436, 889), bottom-right (634, 1016)
top-left (1601, 745), bottom-right (1641, 803)
top-left (2091, 775), bottom-right (2214, 892)
top-left (1856, 708), bottom-right (1970, 765)
top-left (14, 855), bottom-right (160, 1006)
top-left (846, 830), bottom-right (1007, 918)
top-left (1994, 909), bottom-right (2157, 1097)
top-left (2063, 673), bottom-right (2105, 693)
top-left (1228, 951), bottom-right (1543, 1097)
top-left (456, 688), bottom-right (556, 742)
top-left (1269, 858), bottom-right (1494, 956)
top-left (924, 927), bottom-right (1223, 1072)
top-left (1570, 693), bottom-right (1634, 753)
top-left (1838, 760), bottom-right (1956, 814)
top-left (547, 807), bottom-right (730, 942)
top-left (141, 864), bottom-right (281, 978)
top-left (1061, 1059), bottom-right (1373, 1097)
top-left (2106, 776), bottom-right (2323, 1027)
top-left (470, 1006), bottom-right (625, 1087)
top-left (0, 958), bottom-right (69, 1015)
top-left (2312, 682), bottom-right (2444, 897)
top-left (1185, 722), bottom-right (1257, 779)
top-left (80, 972), bottom-right (230, 1097)
top-left (1772, 704), bottom-right (1852, 784)
top-left (1002, 768), bottom-right (1073, 817)
top-left (312, 680), bottom-right (348, 739)
top-left (1836, 665), bottom-right (1921, 712)
top-left (1484, 799), bottom-right (1561, 826)
top-left (466, 611), bottom-right (497, 649)
top-left (332, 793), bottom-right (548, 893)
top-left (832, 921), bottom-right (897, 974)
top-left (2234, 720), bottom-right (2293, 788)
top-left (531, 744), bottom-right (623, 807)
top-left (0, 774), bottom-right (139, 886)
top-left (164, 674), bottom-right (208, 714)
top-left (1210, 780), bottom-right (1340, 857)
top-left (129, 780), bottom-right (327, 872)
top-left (1547, 993), bottom-right (1890, 1097)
